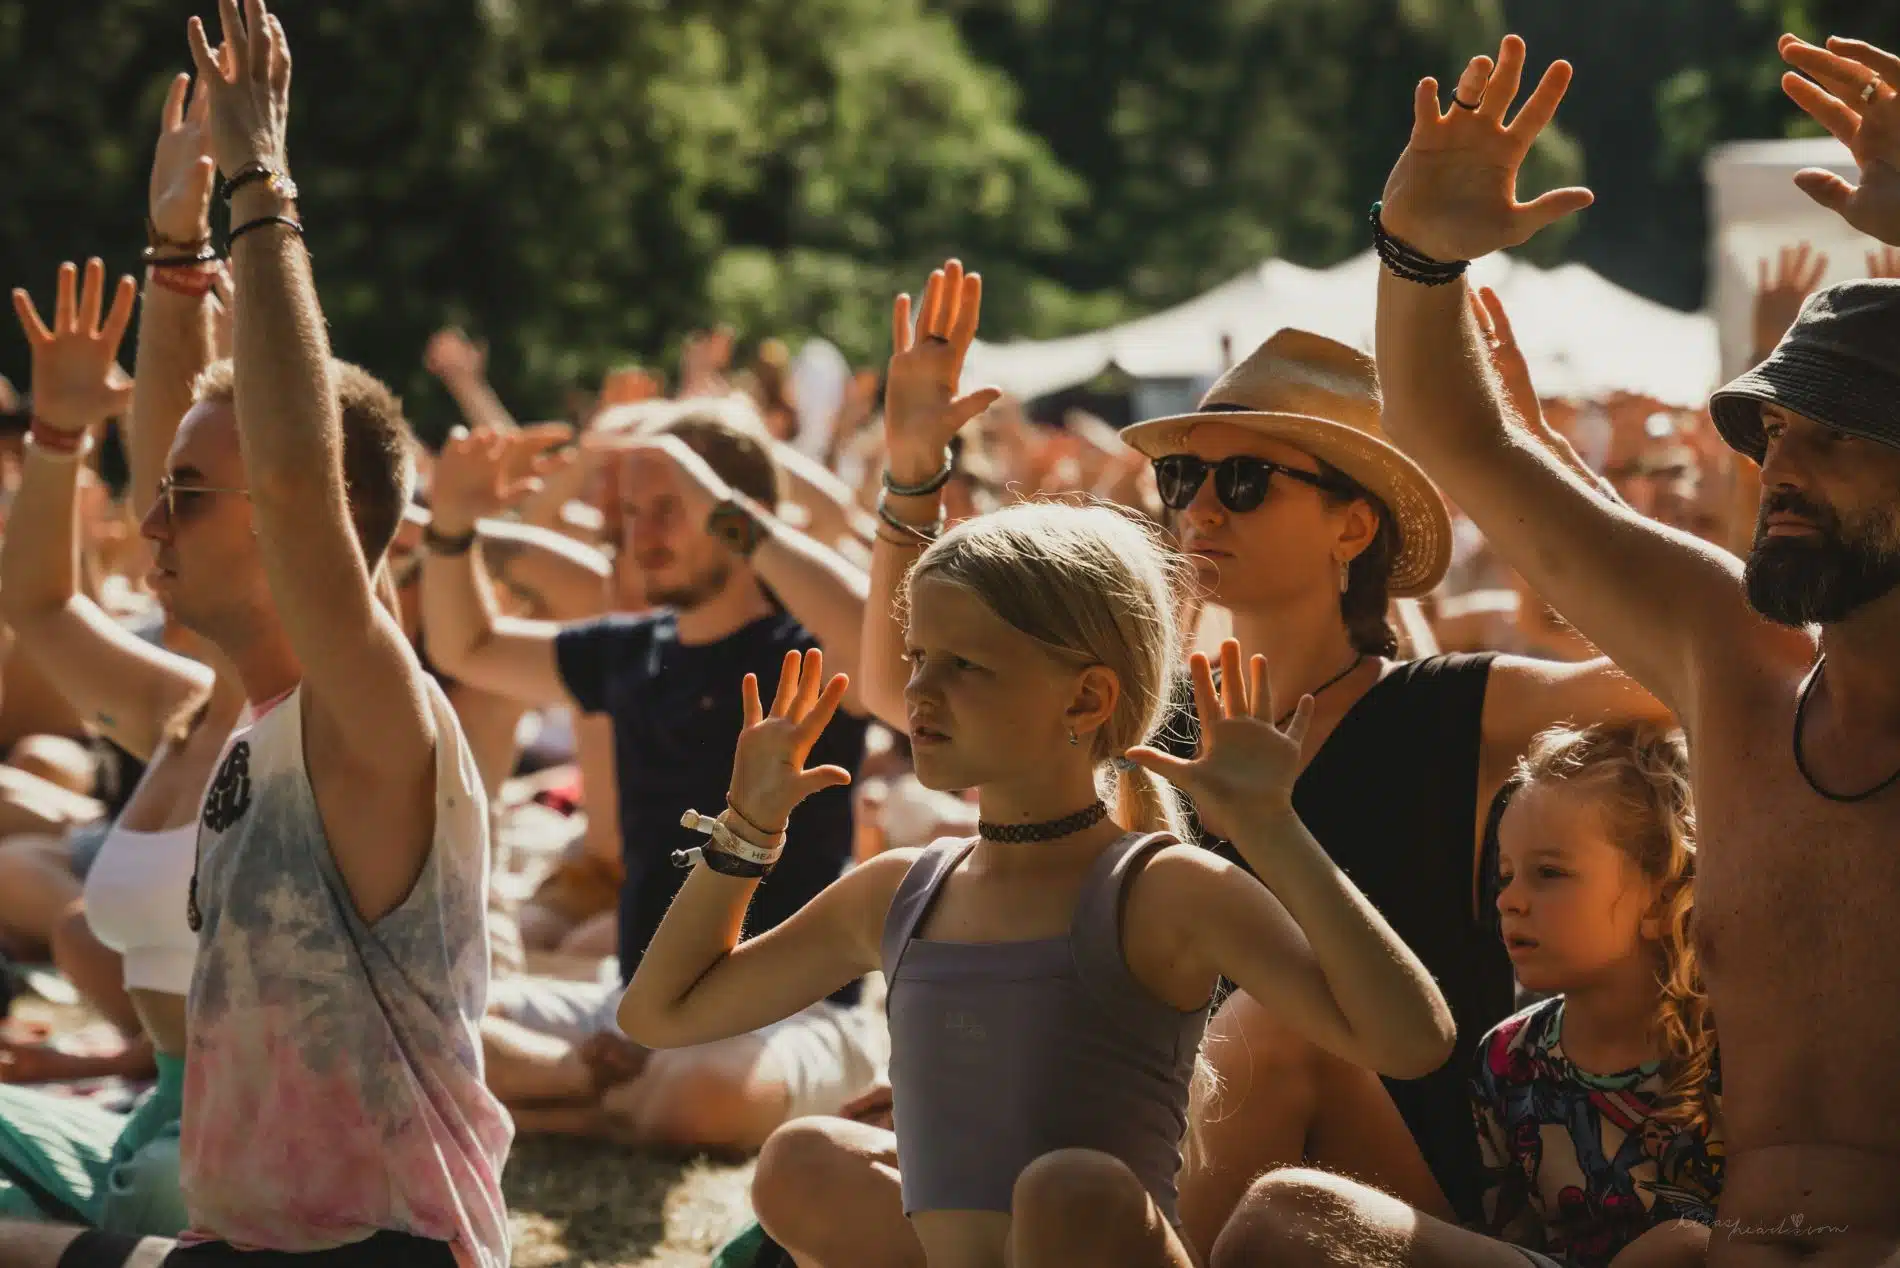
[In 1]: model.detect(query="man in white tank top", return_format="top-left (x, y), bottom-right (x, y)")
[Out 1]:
top-left (40, 5), bottom-right (515, 1266)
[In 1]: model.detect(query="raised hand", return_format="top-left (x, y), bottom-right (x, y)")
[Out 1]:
top-left (1868, 245), bottom-right (1900, 278)
top-left (150, 72), bottom-right (218, 247)
top-left (186, 0), bottom-right (292, 180)
top-left (727, 649), bottom-right (853, 834)
top-left (1753, 242), bottom-right (1829, 357)
top-left (1470, 286), bottom-right (1625, 506)
top-left (1380, 35), bottom-right (1594, 263)
top-left (12, 260), bottom-right (137, 435)
top-left (1781, 35), bottom-right (1900, 246)
top-left (679, 328), bottom-right (735, 399)
top-left (424, 329), bottom-right (487, 384)
top-left (1123, 640), bottom-right (1312, 841)
top-left (884, 259), bottom-right (1003, 487)
top-left (430, 423), bottom-right (571, 534)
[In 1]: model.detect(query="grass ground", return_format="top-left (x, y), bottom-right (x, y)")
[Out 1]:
top-left (505, 1138), bottom-right (755, 1267)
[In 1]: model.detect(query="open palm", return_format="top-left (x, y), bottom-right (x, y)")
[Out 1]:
top-left (1380, 35), bottom-right (1593, 263)
top-left (1780, 35), bottom-right (1900, 246)
top-left (1125, 640), bottom-right (1311, 842)
top-left (883, 259), bottom-right (1002, 484)
top-left (727, 649), bottom-right (853, 834)
top-left (12, 260), bottom-right (136, 436)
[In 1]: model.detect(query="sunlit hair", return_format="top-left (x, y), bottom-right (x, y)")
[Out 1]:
top-left (193, 358), bottom-right (415, 568)
top-left (1516, 722), bottom-right (1713, 1132)
top-left (903, 498), bottom-right (1216, 1157)
top-left (625, 394), bottom-right (784, 510)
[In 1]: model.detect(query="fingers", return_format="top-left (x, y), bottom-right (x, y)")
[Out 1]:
top-left (1802, 247), bottom-right (1830, 290)
top-left (191, 155), bottom-right (218, 210)
top-left (11, 290), bottom-right (50, 347)
top-left (1505, 58), bottom-right (1575, 143)
top-left (792, 648), bottom-right (826, 718)
top-left (1782, 69), bottom-right (1862, 145)
top-left (917, 269), bottom-right (947, 340)
top-left (891, 294), bottom-right (913, 355)
top-left (187, 17), bottom-right (219, 82)
top-left (78, 259), bottom-right (106, 335)
top-left (1121, 745), bottom-right (1195, 785)
top-left (246, 0), bottom-right (271, 79)
top-left (517, 420), bottom-right (576, 453)
top-left (1829, 36), bottom-right (1900, 87)
top-left (1247, 653), bottom-right (1269, 724)
top-left (1281, 696), bottom-right (1316, 746)
top-left (53, 262), bottom-right (77, 337)
top-left (948, 271), bottom-right (984, 351)
top-left (1479, 34), bottom-right (1526, 123)
top-left (1481, 286), bottom-right (1520, 349)
top-left (189, 72), bottom-right (212, 125)
top-left (163, 72), bottom-right (189, 132)
top-left (1451, 55), bottom-right (1490, 112)
top-left (1793, 167), bottom-right (1857, 216)
top-left (937, 260), bottom-right (967, 338)
top-left (1187, 653), bottom-right (1219, 745)
top-left (101, 274), bottom-right (138, 351)
top-left (795, 765), bottom-right (854, 798)
top-left (946, 389), bottom-right (1004, 432)
top-left (741, 672), bottom-right (763, 728)
top-left (792, 673), bottom-right (851, 751)
top-left (1516, 186), bottom-right (1595, 236)
top-left (1217, 639), bottom-right (1244, 719)
top-left (769, 649), bottom-right (802, 717)
top-left (218, 0), bottom-right (247, 76)
top-left (1782, 37), bottom-right (1876, 106)
top-left (1413, 77), bottom-right (1442, 130)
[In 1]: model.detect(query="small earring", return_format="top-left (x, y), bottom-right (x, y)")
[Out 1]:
top-left (1337, 558), bottom-right (1350, 594)
top-left (1068, 728), bottom-right (1079, 747)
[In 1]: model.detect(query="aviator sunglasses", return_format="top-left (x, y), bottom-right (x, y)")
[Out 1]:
top-left (1151, 453), bottom-right (1345, 514)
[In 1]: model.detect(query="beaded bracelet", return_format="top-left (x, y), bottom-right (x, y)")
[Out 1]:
top-left (1369, 201), bottom-right (1469, 286)
top-left (882, 453), bottom-right (955, 498)
top-left (228, 215), bottom-right (304, 251)
top-left (875, 491), bottom-right (944, 545)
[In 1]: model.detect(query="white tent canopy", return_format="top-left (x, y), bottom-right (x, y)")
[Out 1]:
top-left (961, 249), bottom-right (1722, 409)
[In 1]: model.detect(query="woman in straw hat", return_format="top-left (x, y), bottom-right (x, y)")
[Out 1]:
top-left (1115, 321), bottom-right (1672, 1249)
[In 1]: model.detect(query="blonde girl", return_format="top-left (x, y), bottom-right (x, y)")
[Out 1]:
top-left (618, 483), bottom-right (1454, 1268)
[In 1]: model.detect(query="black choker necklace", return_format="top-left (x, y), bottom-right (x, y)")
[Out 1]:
top-left (1793, 656), bottom-right (1900, 803)
top-left (978, 800), bottom-right (1108, 844)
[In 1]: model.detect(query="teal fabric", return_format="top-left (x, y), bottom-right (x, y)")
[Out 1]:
top-left (0, 1051), bottom-right (187, 1235)
top-left (711, 1222), bottom-right (767, 1268)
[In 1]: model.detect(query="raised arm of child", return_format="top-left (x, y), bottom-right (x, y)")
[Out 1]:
top-left (1128, 641), bottom-right (1457, 1079)
top-left (617, 648), bottom-right (912, 1048)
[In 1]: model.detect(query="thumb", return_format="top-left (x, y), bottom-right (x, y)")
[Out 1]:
top-left (1122, 746), bottom-right (1196, 788)
top-left (1794, 168), bottom-right (1857, 216)
top-left (1517, 187), bottom-right (1595, 238)
top-left (795, 766), bottom-right (853, 798)
top-left (946, 388), bottom-right (1003, 432)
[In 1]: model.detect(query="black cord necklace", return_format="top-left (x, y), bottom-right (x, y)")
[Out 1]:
top-left (1276, 654), bottom-right (1367, 728)
top-left (1792, 656), bottom-right (1900, 803)
top-left (979, 799), bottom-right (1108, 844)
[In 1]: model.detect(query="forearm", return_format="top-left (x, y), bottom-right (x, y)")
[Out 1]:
top-left (1376, 273), bottom-right (1509, 462)
top-left (618, 852), bottom-right (760, 1046)
top-left (0, 452), bottom-right (85, 624)
top-left (755, 515), bottom-right (870, 672)
top-left (1229, 807), bottom-right (1453, 1072)
top-left (514, 454), bottom-right (591, 533)
top-left (441, 371), bottom-right (519, 435)
top-left (775, 441), bottom-right (877, 548)
top-left (226, 192), bottom-right (346, 504)
top-left (858, 488), bottom-right (937, 732)
top-left (478, 521), bottom-right (611, 619)
top-left (128, 275), bottom-right (216, 521)
top-left (419, 545), bottom-right (507, 673)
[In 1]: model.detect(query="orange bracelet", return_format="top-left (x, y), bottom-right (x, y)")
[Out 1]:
top-left (148, 267), bottom-right (218, 299)
top-left (27, 418), bottom-right (88, 456)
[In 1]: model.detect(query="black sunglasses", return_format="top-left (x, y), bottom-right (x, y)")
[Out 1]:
top-left (1152, 453), bottom-right (1342, 514)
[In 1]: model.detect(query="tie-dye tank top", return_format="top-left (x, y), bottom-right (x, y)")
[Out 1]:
top-left (178, 677), bottom-right (513, 1266)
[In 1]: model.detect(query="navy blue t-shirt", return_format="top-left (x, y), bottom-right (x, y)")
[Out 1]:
top-left (555, 610), bottom-right (866, 1005)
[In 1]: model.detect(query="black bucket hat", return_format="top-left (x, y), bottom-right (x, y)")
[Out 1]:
top-left (1710, 278), bottom-right (1900, 464)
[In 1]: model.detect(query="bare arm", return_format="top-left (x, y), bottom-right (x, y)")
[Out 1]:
top-left (857, 261), bottom-right (1005, 732)
top-left (475, 517), bottom-right (611, 620)
top-left (771, 437), bottom-right (877, 550)
top-left (5, 261), bottom-right (210, 761)
top-left (1482, 654), bottom-right (1673, 758)
top-left (1132, 648), bottom-right (1453, 1079)
top-left (1374, 40), bottom-right (1794, 722)
top-left (424, 329), bottom-right (519, 435)
top-left (192, 0), bottom-right (434, 920)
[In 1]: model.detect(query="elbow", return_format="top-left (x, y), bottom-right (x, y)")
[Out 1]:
top-left (1380, 998), bottom-right (1458, 1080)
top-left (614, 987), bottom-right (670, 1050)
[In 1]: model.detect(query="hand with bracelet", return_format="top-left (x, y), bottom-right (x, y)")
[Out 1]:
top-left (145, 69), bottom-right (221, 289)
top-left (427, 423), bottom-right (573, 548)
top-left (10, 260), bottom-right (137, 456)
top-left (188, 0), bottom-right (300, 248)
top-left (879, 259), bottom-right (1003, 543)
top-left (703, 648), bottom-right (853, 875)
top-left (1376, 35), bottom-right (1594, 272)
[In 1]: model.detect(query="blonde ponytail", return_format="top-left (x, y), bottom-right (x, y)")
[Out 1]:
top-left (1113, 761), bottom-right (1187, 841)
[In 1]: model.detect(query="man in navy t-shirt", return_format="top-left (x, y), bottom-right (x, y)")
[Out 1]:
top-left (420, 395), bottom-right (883, 1153)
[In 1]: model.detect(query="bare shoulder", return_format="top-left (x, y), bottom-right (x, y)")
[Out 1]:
top-left (1123, 843), bottom-right (1244, 926)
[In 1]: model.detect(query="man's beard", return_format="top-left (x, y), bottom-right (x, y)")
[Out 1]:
top-left (646, 558), bottom-right (732, 613)
top-left (1744, 490), bottom-right (1900, 626)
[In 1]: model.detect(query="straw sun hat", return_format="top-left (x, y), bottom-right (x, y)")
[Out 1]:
top-left (1118, 329), bottom-right (1452, 597)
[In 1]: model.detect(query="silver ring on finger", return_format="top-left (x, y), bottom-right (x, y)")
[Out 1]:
top-left (1864, 78), bottom-right (1883, 104)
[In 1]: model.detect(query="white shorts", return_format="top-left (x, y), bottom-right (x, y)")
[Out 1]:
top-left (487, 974), bottom-right (887, 1120)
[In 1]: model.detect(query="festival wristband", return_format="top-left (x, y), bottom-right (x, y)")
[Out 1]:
top-left (669, 808), bottom-right (782, 877)
top-left (27, 418), bottom-right (89, 457)
top-left (147, 267), bottom-right (219, 299)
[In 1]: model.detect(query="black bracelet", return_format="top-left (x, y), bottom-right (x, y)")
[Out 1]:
top-left (422, 523), bottom-right (477, 556)
top-left (670, 845), bottom-right (772, 878)
top-left (875, 492), bottom-right (944, 544)
top-left (1369, 201), bottom-right (1468, 286)
top-left (227, 215), bottom-right (304, 251)
top-left (882, 454), bottom-right (954, 498)
top-left (219, 163), bottom-right (299, 204)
